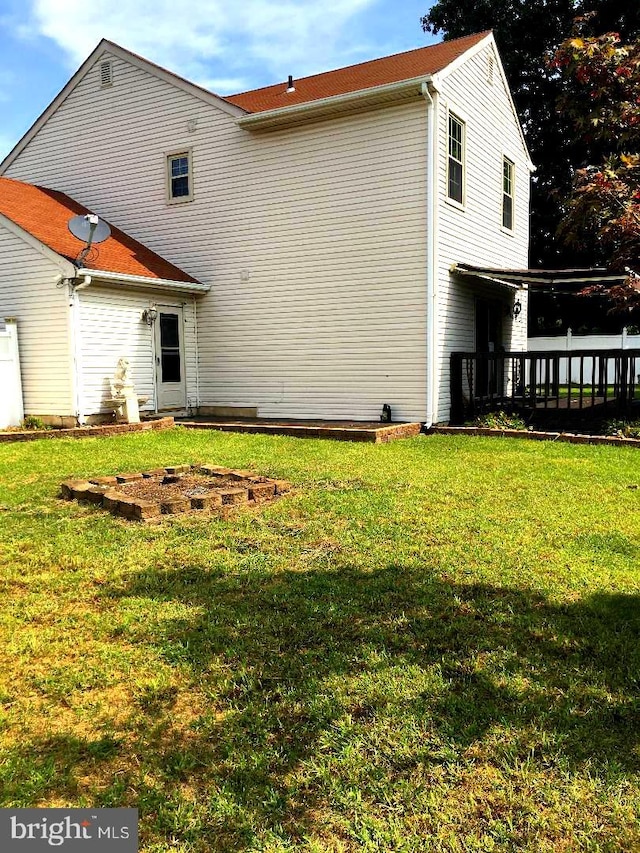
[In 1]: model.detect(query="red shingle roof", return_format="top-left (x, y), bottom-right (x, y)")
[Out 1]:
top-left (225, 32), bottom-right (490, 114)
top-left (0, 177), bottom-right (198, 283)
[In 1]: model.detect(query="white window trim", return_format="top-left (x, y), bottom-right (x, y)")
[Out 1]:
top-left (501, 154), bottom-right (515, 234)
top-left (166, 148), bottom-right (194, 205)
top-left (445, 108), bottom-right (466, 210)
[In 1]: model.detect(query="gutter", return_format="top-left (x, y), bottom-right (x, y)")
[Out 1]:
top-left (421, 77), bottom-right (439, 428)
top-left (237, 75), bottom-right (432, 130)
top-left (77, 268), bottom-right (209, 294)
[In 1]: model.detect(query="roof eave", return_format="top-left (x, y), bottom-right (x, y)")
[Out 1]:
top-left (236, 74), bottom-right (437, 131)
top-left (79, 268), bottom-right (209, 293)
top-left (0, 211), bottom-right (76, 276)
top-left (433, 31), bottom-right (493, 81)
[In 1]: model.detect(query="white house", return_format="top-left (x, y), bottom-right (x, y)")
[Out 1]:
top-left (0, 31), bottom-right (532, 426)
top-left (0, 178), bottom-right (204, 426)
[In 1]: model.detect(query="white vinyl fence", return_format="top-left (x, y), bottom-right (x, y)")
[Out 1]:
top-left (0, 319), bottom-right (24, 428)
top-left (527, 328), bottom-right (640, 385)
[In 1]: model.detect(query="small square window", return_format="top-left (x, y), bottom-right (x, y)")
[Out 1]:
top-left (166, 151), bottom-right (193, 203)
top-left (447, 113), bottom-right (465, 205)
top-left (502, 157), bottom-right (515, 231)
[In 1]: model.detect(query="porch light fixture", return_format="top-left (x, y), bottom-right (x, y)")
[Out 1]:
top-left (510, 299), bottom-right (522, 320)
top-left (142, 306), bottom-right (158, 326)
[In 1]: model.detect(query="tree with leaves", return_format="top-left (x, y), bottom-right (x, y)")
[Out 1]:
top-left (421, 1), bottom-right (640, 267)
top-left (551, 23), bottom-right (639, 310)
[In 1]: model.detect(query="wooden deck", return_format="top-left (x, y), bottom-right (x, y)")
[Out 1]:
top-left (450, 349), bottom-right (640, 424)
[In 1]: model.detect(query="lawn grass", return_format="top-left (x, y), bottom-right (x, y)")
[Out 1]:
top-left (1, 427), bottom-right (639, 852)
top-left (554, 384), bottom-right (640, 400)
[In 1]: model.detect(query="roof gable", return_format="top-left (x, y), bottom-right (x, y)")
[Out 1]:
top-left (0, 39), bottom-right (246, 175)
top-left (483, 38), bottom-right (533, 170)
top-left (0, 177), bottom-right (198, 283)
top-left (225, 32), bottom-right (491, 114)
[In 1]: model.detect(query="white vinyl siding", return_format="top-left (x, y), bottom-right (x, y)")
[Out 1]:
top-left (6, 52), bottom-right (429, 421)
top-left (434, 44), bottom-right (530, 422)
top-left (77, 284), bottom-right (198, 416)
top-left (0, 225), bottom-right (74, 416)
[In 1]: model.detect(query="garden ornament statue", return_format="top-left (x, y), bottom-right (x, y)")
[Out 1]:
top-left (106, 357), bottom-right (148, 423)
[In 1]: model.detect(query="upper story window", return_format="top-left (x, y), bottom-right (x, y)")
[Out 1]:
top-left (502, 157), bottom-right (515, 230)
top-left (167, 150), bottom-right (193, 203)
top-left (447, 113), bottom-right (465, 205)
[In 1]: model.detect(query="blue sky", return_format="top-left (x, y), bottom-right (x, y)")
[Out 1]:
top-left (0, 0), bottom-right (438, 160)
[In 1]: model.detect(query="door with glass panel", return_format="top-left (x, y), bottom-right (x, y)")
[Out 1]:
top-left (475, 299), bottom-right (503, 399)
top-left (154, 307), bottom-right (186, 410)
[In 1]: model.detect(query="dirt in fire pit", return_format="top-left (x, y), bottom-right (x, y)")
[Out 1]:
top-left (117, 473), bottom-right (268, 502)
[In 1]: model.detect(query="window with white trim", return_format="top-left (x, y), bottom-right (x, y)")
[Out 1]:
top-left (167, 151), bottom-right (193, 203)
top-left (502, 157), bottom-right (515, 230)
top-left (447, 113), bottom-right (465, 205)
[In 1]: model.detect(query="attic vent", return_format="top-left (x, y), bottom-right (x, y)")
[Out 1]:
top-left (487, 55), bottom-right (494, 85)
top-left (100, 60), bottom-right (113, 88)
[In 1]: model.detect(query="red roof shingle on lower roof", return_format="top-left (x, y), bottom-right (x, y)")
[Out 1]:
top-left (224, 32), bottom-right (490, 114)
top-left (0, 177), bottom-right (198, 283)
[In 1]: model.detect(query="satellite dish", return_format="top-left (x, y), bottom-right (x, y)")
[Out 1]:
top-left (68, 214), bottom-right (111, 245)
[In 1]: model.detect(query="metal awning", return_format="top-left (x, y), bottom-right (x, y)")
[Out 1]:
top-left (452, 263), bottom-right (627, 293)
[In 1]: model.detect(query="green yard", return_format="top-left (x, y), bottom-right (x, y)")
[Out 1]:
top-left (553, 385), bottom-right (640, 400)
top-left (1, 428), bottom-right (639, 852)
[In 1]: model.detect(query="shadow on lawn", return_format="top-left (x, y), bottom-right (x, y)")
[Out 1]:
top-left (8, 564), bottom-right (640, 849)
top-left (1, 734), bottom-right (122, 805)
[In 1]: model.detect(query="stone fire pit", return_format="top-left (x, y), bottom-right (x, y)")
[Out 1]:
top-left (60, 464), bottom-right (291, 522)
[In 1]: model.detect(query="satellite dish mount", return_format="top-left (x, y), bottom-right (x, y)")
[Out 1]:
top-left (67, 213), bottom-right (111, 266)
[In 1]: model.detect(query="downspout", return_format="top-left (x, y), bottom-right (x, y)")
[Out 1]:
top-left (421, 79), bottom-right (439, 428)
top-left (193, 296), bottom-right (200, 414)
top-left (66, 274), bottom-right (91, 424)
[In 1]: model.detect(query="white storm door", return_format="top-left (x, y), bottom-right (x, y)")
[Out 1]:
top-left (154, 307), bottom-right (186, 411)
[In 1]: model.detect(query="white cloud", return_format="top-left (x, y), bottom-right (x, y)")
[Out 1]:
top-left (27, 0), bottom-right (380, 92)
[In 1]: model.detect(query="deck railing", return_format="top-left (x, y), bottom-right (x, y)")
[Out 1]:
top-left (450, 349), bottom-right (640, 424)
